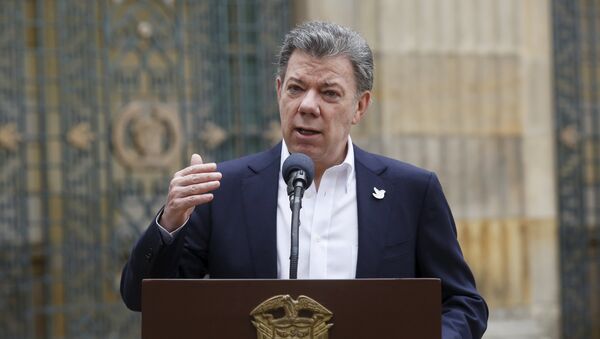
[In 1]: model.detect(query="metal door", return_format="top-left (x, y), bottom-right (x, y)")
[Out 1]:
top-left (553, 0), bottom-right (600, 338)
top-left (0, 0), bottom-right (289, 337)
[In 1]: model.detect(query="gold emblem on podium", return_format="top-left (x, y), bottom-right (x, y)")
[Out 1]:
top-left (250, 295), bottom-right (333, 339)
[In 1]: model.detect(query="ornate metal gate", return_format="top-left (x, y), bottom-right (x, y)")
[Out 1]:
top-left (0, 0), bottom-right (289, 338)
top-left (553, 0), bottom-right (600, 338)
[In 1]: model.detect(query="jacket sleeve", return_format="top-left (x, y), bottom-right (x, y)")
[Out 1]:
top-left (416, 173), bottom-right (489, 339)
top-left (120, 208), bottom-right (209, 311)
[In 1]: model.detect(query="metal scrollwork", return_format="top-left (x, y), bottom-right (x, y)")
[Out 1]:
top-left (264, 120), bottom-right (282, 146)
top-left (67, 122), bottom-right (95, 150)
top-left (0, 123), bottom-right (21, 151)
top-left (559, 125), bottom-right (579, 149)
top-left (112, 100), bottom-right (181, 170)
top-left (137, 21), bottom-right (153, 39)
top-left (200, 121), bottom-right (228, 150)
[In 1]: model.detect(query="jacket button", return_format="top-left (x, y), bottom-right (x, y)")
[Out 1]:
top-left (145, 249), bottom-right (153, 261)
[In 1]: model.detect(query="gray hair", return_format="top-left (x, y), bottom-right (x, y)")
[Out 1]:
top-left (276, 21), bottom-right (374, 94)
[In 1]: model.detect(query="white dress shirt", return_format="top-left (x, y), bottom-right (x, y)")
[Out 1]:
top-left (277, 138), bottom-right (358, 279)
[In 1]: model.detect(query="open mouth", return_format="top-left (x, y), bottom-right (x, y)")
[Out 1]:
top-left (296, 127), bottom-right (320, 136)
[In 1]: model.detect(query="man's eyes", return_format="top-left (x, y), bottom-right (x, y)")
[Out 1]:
top-left (322, 90), bottom-right (340, 98)
top-left (286, 85), bottom-right (340, 99)
top-left (287, 85), bottom-right (303, 94)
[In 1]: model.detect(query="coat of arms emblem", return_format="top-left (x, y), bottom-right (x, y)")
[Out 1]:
top-left (250, 295), bottom-right (333, 339)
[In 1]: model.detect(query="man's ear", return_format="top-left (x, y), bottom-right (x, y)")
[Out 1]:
top-left (352, 90), bottom-right (371, 125)
top-left (276, 77), bottom-right (283, 100)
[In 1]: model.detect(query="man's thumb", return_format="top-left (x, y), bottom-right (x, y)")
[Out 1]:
top-left (190, 153), bottom-right (203, 166)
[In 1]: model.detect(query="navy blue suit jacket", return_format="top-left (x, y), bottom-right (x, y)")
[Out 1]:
top-left (121, 143), bottom-right (488, 338)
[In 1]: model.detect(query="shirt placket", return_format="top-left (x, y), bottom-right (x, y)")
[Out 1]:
top-left (308, 169), bottom-right (338, 278)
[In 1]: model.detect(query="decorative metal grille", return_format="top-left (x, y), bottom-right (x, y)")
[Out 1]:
top-left (552, 0), bottom-right (600, 338)
top-left (0, 1), bottom-right (32, 338)
top-left (0, 0), bottom-right (289, 338)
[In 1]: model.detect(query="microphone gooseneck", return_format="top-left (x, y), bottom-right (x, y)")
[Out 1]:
top-left (281, 153), bottom-right (314, 279)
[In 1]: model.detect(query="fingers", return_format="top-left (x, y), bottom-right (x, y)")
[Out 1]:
top-left (190, 153), bottom-right (203, 166)
top-left (169, 180), bottom-right (221, 200)
top-left (168, 156), bottom-right (221, 205)
top-left (170, 155), bottom-right (222, 203)
top-left (161, 153), bottom-right (223, 229)
top-left (166, 181), bottom-right (220, 211)
top-left (172, 171), bottom-right (222, 187)
top-left (161, 189), bottom-right (215, 231)
top-left (164, 178), bottom-right (220, 219)
top-left (174, 162), bottom-right (218, 178)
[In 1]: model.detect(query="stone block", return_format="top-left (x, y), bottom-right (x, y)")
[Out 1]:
top-left (377, 53), bottom-right (522, 136)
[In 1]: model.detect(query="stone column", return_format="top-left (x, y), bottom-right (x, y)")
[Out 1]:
top-left (293, 0), bottom-right (558, 337)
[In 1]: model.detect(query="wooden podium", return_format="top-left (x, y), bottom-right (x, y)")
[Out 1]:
top-left (142, 279), bottom-right (441, 339)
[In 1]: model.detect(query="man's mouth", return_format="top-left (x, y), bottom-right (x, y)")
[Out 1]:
top-left (296, 127), bottom-right (320, 136)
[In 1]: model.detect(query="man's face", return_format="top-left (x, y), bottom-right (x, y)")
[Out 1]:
top-left (277, 51), bottom-right (371, 172)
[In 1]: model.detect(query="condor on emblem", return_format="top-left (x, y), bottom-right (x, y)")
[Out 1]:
top-left (250, 295), bottom-right (333, 339)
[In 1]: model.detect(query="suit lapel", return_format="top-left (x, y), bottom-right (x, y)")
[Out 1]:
top-left (240, 143), bottom-right (390, 278)
top-left (354, 146), bottom-right (390, 278)
top-left (242, 144), bottom-right (281, 278)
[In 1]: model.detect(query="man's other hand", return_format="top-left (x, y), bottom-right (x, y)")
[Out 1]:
top-left (160, 154), bottom-right (222, 231)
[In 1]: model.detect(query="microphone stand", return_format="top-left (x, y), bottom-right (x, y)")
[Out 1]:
top-left (287, 172), bottom-right (308, 279)
top-left (289, 185), bottom-right (303, 279)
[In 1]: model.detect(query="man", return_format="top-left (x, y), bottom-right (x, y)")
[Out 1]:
top-left (121, 21), bottom-right (488, 338)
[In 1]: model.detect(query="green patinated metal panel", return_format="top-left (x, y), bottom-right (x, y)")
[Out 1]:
top-left (0, 0), bottom-right (289, 337)
top-left (0, 1), bottom-right (32, 338)
top-left (553, 0), bottom-right (600, 338)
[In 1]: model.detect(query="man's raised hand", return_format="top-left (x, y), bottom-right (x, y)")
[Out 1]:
top-left (159, 154), bottom-right (222, 232)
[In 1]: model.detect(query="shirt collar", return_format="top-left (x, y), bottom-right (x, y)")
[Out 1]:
top-left (280, 136), bottom-right (355, 189)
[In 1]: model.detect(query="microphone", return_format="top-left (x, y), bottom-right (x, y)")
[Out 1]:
top-left (281, 153), bottom-right (314, 279)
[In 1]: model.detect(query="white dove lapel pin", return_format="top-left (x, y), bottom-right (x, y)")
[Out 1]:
top-left (372, 187), bottom-right (385, 200)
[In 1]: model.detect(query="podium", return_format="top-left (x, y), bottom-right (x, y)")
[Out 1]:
top-left (142, 278), bottom-right (441, 338)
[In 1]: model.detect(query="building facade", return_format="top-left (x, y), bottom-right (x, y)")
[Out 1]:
top-left (0, 0), bottom-right (598, 338)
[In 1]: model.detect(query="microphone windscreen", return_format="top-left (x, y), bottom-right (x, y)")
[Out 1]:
top-left (282, 153), bottom-right (315, 187)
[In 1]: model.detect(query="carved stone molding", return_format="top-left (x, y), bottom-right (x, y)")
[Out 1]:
top-left (112, 101), bottom-right (181, 170)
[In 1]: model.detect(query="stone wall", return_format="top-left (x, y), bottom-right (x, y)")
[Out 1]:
top-left (293, 0), bottom-right (558, 337)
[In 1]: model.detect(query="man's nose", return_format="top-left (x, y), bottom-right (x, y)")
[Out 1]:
top-left (298, 89), bottom-right (320, 116)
